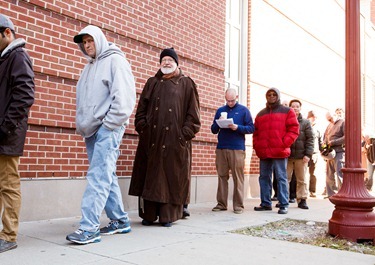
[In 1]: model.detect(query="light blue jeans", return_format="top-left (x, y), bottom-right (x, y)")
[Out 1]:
top-left (259, 158), bottom-right (289, 207)
top-left (79, 125), bottom-right (129, 232)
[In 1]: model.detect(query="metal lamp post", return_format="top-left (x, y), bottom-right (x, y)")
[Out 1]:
top-left (328, 0), bottom-right (375, 243)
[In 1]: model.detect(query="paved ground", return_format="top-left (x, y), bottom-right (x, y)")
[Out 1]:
top-left (1, 197), bottom-right (375, 265)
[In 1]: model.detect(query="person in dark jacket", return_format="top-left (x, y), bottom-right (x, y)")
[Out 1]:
top-left (210, 88), bottom-right (254, 214)
top-left (253, 88), bottom-right (299, 214)
top-left (286, 99), bottom-right (314, 210)
top-left (129, 48), bottom-right (200, 227)
top-left (0, 14), bottom-right (35, 253)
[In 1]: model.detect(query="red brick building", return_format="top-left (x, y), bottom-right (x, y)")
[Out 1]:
top-left (1, 0), bottom-right (234, 221)
top-left (2, 1), bottom-right (375, 221)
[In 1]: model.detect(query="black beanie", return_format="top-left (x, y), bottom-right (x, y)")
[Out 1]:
top-left (160, 47), bottom-right (179, 65)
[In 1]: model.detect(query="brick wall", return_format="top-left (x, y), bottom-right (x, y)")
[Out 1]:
top-left (1, 0), bottom-right (228, 178)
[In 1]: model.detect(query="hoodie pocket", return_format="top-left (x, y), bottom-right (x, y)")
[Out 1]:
top-left (76, 105), bottom-right (102, 136)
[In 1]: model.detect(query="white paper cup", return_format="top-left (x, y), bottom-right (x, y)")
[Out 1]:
top-left (221, 112), bottom-right (228, 119)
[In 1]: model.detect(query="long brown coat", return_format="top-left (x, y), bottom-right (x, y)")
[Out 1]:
top-left (129, 69), bottom-right (200, 205)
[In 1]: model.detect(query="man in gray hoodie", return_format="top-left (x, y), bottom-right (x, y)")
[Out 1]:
top-left (66, 25), bottom-right (136, 244)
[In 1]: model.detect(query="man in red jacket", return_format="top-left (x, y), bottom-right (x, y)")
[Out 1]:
top-left (253, 88), bottom-right (299, 214)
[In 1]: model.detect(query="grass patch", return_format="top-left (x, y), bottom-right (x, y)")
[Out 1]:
top-left (232, 218), bottom-right (375, 255)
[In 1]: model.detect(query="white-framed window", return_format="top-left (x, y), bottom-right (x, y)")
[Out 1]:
top-left (225, 0), bottom-right (248, 104)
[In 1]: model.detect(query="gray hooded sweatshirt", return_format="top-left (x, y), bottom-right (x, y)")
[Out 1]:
top-left (75, 25), bottom-right (136, 138)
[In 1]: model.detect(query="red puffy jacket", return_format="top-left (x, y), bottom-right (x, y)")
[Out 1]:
top-left (253, 104), bottom-right (299, 159)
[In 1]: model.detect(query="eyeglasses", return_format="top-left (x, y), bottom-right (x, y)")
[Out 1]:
top-left (266, 93), bottom-right (277, 97)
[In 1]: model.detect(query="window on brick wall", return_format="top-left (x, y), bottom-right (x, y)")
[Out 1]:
top-left (225, 0), bottom-right (248, 104)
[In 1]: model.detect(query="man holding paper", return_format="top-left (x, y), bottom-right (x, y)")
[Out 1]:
top-left (211, 89), bottom-right (254, 214)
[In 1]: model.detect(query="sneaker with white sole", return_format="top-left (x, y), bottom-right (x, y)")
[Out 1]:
top-left (100, 220), bottom-right (131, 235)
top-left (66, 229), bottom-right (101, 244)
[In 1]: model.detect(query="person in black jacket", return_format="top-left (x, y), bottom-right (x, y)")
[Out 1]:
top-left (286, 100), bottom-right (314, 209)
top-left (0, 14), bottom-right (35, 253)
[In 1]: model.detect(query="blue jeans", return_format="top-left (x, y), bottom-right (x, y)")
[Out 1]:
top-left (79, 125), bottom-right (129, 232)
top-left (259, 158), bottom-right (289, 207)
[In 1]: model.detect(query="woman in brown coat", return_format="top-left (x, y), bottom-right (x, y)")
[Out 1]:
top-left (129, 48), bottom-right (200, 227)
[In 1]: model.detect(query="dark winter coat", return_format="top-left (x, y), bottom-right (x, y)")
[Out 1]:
top-left (129, 69), bottom-right (200, 205)
top-left (323, 118), bottom-right (345, 153)
top-left (0, 39), bottom-right (35, 156)
top-left (289, 113), bottom-right (314, 159)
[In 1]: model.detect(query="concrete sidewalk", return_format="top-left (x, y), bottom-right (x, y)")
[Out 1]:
top-left (1, 198), bottom-right (375, 265)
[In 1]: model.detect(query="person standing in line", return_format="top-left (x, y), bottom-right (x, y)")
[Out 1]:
top-left (323, 109), bottom-right (345, 198)
top-left (272, 100), bottom-right (289, 201)
top-left (363, 133), bottom-right (375, 191)
top-left (0, 14), bottom-right (35, 253)
top-left (253, 88), bottom-right (299, 214)
top-left (210, 88), bottom-right (254, 214)
top-left (285, 100), bottom-right (314, 210)
top-left (66, 25), bottom-right (136, 244)
top-left (321, 111), bottom-right (336, 196)
top-left (129, 48), bottom-right (200, 227)
top-left (272, 99), bottom-right (297, 203)
top-left (307, 110), bottom-right (322, 197)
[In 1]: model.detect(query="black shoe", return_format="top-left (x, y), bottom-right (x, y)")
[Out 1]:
top-left (182, 207), bottom-right (190, 218)
top-left (271, 196), bottom-right (278, 201)
top-left (0, 239), bottom-right (17, 253)
top-left (298, 199), bottom-right (309, 209)
top-left (278, 207), bottom-right (288, 214)
top-left (254, 205), bottom-right (272, 211)
top-left (161, 222), bottom-right (172, 227)
top-left (275, 203), bottom-right (280, 208)
top-left (289, 198), bottom-right (296, 203)
top-left (141, 219), bottom-right (153, 226)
